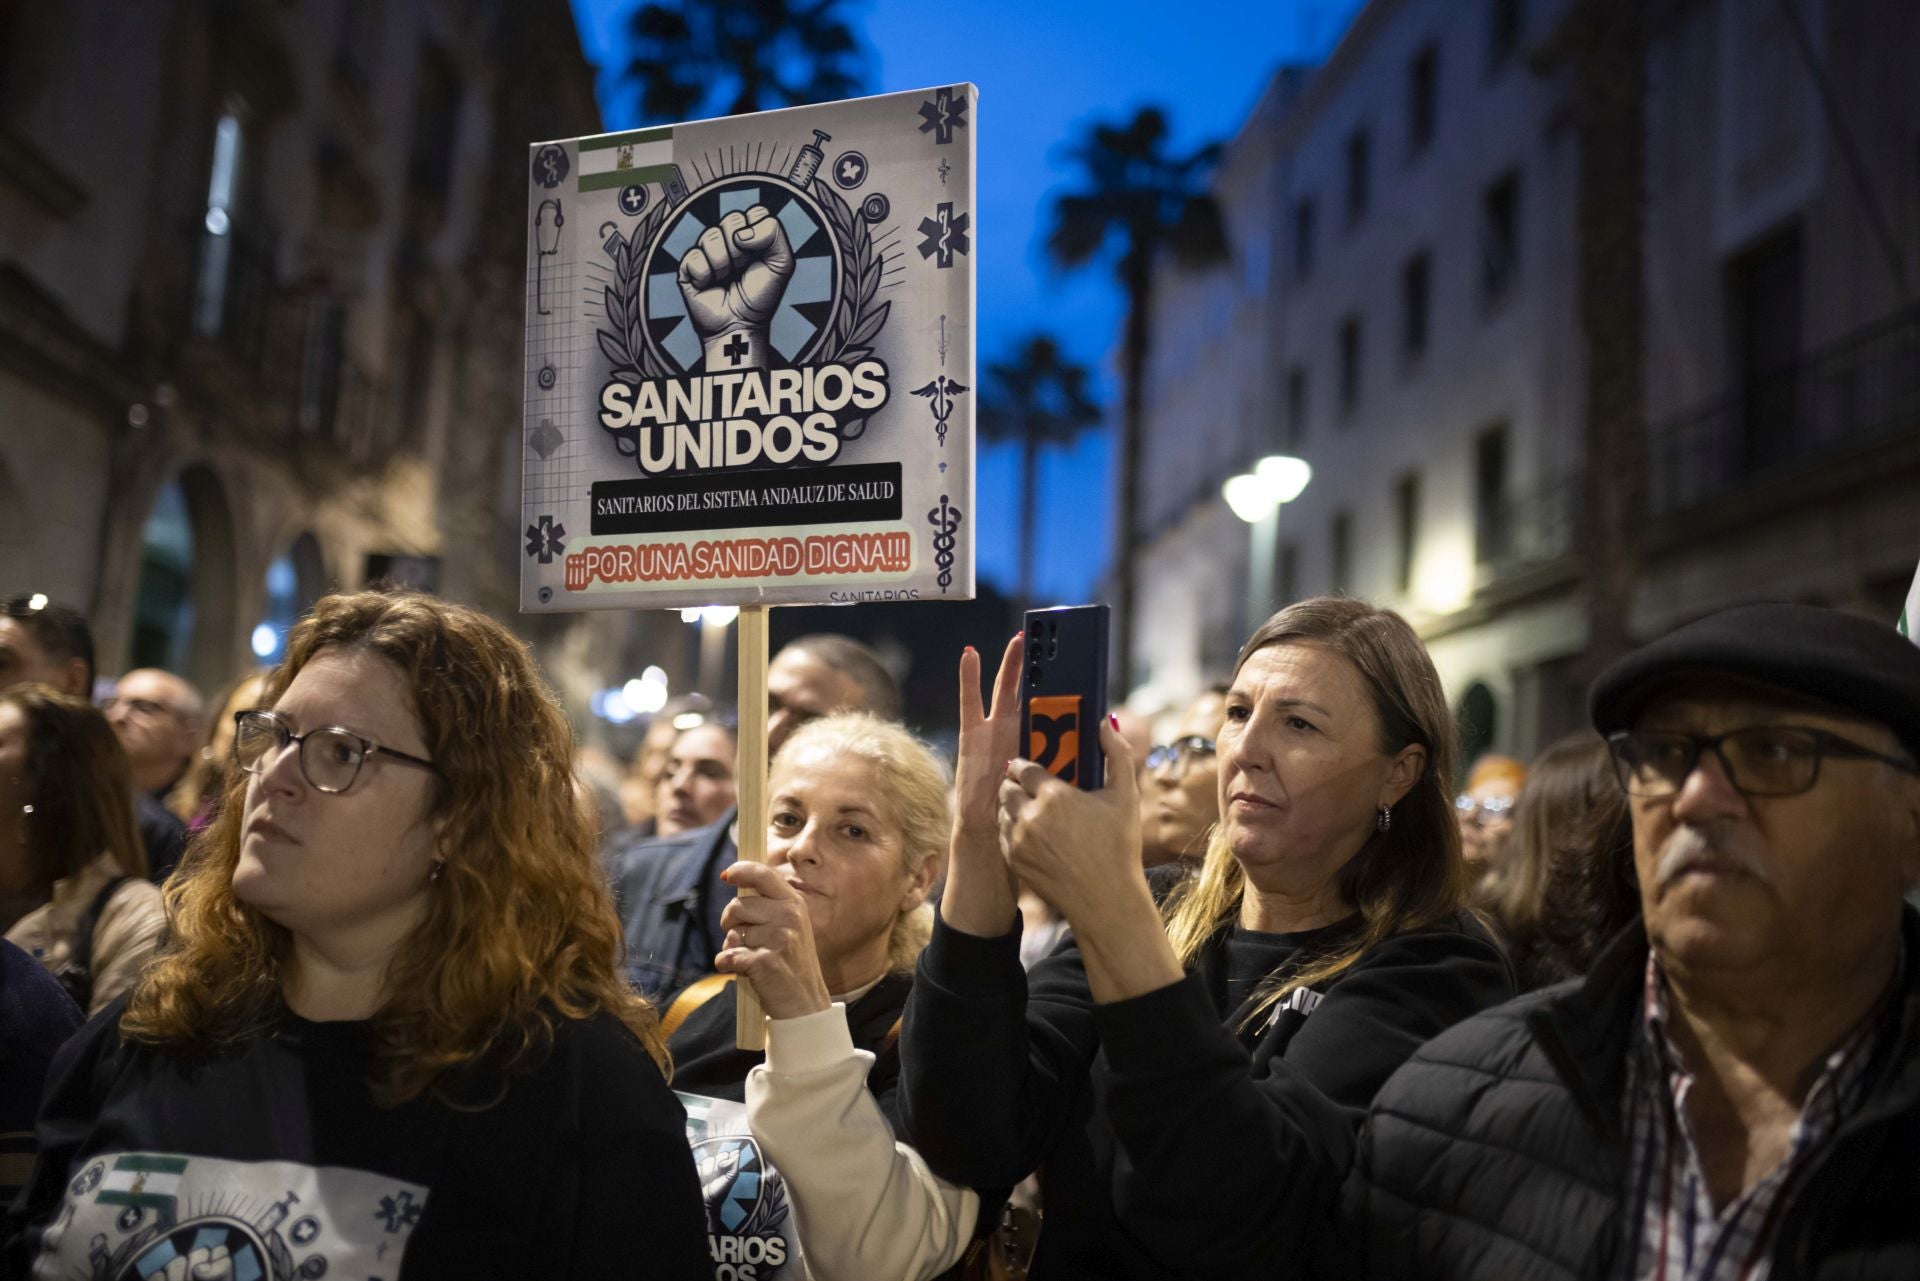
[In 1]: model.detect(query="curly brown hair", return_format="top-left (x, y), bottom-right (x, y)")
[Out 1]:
top-left (121, 591), bottom-right (667, 1103)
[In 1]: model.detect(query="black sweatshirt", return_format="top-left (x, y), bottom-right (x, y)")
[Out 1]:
top-left (4, 1001), bottom-right (711, 1279)
top-left (899, 909), bottom-right (1514, 1279)
top-left (667, 972), bottom-right (912, 1111)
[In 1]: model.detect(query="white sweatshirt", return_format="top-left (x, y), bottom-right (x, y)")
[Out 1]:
top-left (745, 1003), bottom-right (980, 1281)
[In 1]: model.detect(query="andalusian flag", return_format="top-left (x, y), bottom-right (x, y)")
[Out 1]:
top-left (1902, 556), bottom-right (1920, 641)
top-left (96, 1153), bottom-right (185, 1214)
top-left (577, 126), bottom-right (677, 194)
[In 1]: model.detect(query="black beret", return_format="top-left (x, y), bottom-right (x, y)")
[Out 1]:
top-left (1589, 602), bottom-right (1920, 758)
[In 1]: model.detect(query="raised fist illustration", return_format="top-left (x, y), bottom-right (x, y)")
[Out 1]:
top-left (677, 205), bottom-right (794, 370)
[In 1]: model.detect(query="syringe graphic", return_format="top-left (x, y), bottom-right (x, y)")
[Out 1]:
top-left (788, 130), bottom-right (832, 186)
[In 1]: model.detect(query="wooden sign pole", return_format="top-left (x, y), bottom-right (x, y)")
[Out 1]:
top-left (734, 604), bottom-right (771, 1050)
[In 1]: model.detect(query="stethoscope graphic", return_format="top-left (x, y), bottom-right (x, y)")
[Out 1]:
top-left (535, 198), bottom-right (563, 315)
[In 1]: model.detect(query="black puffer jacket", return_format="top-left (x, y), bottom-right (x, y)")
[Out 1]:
top-left (1331, 908), bottom-right (1920, 1280)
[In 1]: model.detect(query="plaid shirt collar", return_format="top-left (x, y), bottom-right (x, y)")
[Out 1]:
top-left (1625, 947), bottom-right (1901, 1281)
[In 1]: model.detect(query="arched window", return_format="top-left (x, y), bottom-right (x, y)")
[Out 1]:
top-left (131, 481), bottom-right (195, 672)
top-left (1457, 681), bottom-right (1498, 779)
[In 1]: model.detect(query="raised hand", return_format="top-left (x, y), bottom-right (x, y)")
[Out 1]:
top-left (676, 205), bottom-right (794, 370)
top-left (1000, 720), bottom-right (1182, 1003)
top-left (940, 636), bottom-right (1025, 937)
top-left (716, 861), bottom-right (833, 1020)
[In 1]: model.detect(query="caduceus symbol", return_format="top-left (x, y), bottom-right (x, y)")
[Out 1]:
top-left (928, 495), bottom-right (962, 594)
top-left (911, 377), bottom-right (968, 446)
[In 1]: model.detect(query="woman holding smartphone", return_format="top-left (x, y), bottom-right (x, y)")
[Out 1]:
top-left (901, 598), bottom-right (1515, 1278)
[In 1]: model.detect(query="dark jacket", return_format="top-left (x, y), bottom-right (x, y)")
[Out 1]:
top-left (1332, 908), bottom-right (1920, 1280)
top-left (0, 939), bottom-right (84, 1206)
top-left (606, 815), bottom-right (735, 1001)
top-left (900, 907), bottom-right (1513, 1279)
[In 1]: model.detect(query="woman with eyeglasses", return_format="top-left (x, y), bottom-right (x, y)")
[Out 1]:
top-left (5, 591), bottom-right (709, 1279)
top-left (0, 685), bottom-right (166, 1014)
top-left (1140, 683), bottom-right (1229, 869)
top-left (900, 599), bottom-right (1516, 1278)
top-left (1456, 752), bottom-right (1526, 879)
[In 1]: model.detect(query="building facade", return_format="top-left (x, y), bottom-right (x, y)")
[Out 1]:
top-left (1128, 0), bottom-right (1920, 761)
top-left (0, 0), bottom-right (686, 718)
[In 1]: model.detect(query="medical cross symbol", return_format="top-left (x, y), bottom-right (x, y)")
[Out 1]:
top-left (917, 203), bottom-right (970, 269)
top-left (918, 88), bottom-right (968, 145)
top-left (723, 333), bottom-right (749, 365)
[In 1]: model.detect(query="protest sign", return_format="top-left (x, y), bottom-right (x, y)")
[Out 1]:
top-left (521, 86), bottom-right (978, 612)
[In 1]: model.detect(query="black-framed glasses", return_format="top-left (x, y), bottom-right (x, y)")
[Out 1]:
top-left (232, 710), bottom-right (440, 794)
top-left (1606, 726), bottom-right (1919, 799)
top-left (1147, 735), bottom-right (1216, 774)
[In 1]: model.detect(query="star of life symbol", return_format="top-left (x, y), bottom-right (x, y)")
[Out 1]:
top-left (917, 203), bottom-right (970, 269)
top-left (918, 87), bottom-right (967, 145)
top-left (911, 376), bottom-right (967, 445)
top-left (375, 1190), bottom-right (422, 1234)
top-left (526, 514), bottom-right (566, 563)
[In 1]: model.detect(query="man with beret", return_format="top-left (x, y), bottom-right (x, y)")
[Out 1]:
top-left (1279, 602), bottom-right (1920, 1279)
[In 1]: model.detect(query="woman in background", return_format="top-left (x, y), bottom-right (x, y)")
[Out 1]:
top-left (0, 685), bottom-right (165, 1014)
top-left (166, 670), bottom-right (268, 833)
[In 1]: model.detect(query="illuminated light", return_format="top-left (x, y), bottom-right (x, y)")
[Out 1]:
top-left (699, 605), bottom-right (740, 626)
top-left (1222, 474), bottom-right (1272, 524)
top-left (623, 675), bottom-right (669, 715)
top-left (25, 593), bottom-right (48, 611)
top-left (204, 207), bottom-right (230, 236)
top-left (672, 711), bottom-right (707, 731)
top-left (1254, 455), bottom-right (1313, 505)
top-left (642, 665), bottom-right (668, 685)
top-left (597, 687), bottom-right (637, 724)
top-left (251, 623), bottom-right (278, 657)
top-left (680, 608), bottom-right (703, 624)
top-left (1414, 552), bottom-right (1475, 615)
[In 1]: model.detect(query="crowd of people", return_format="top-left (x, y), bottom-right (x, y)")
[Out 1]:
top-left (1, 583), bottom-right (1917, 1279)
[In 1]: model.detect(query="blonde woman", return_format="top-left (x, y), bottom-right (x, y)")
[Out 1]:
top-left (901, 599), bottom-right (1516, 1278)
top-left (666, 713), bottom-right (986, 1280)
top-left (6, 591), bottom-right (707, 1278)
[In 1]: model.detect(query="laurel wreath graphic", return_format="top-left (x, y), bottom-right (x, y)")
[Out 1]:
top-left (597, 176), bottom-right (892, 446)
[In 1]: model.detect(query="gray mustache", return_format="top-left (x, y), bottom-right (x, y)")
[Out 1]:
top-left (1654, 826), bottom-right (1768, 889)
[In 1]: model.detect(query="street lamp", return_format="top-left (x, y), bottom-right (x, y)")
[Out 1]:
top-left (1222, 454), bottom-right (1312, 631)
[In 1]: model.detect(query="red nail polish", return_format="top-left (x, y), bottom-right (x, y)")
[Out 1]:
top-left (1109, 714), bottom-right (1120, 730)
top-left (964, 645), bottom-right (976, 654)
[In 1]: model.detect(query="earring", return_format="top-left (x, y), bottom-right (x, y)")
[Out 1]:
top-left (21, 804), bottom-right (32, 816)
top-left (1376, 805), bottom-right (1392, 833)
top-left (429, 860), bottom-right (447, 885)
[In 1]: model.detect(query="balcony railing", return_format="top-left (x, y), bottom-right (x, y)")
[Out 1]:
top-left (187, 228), bottom-right (390, 461)
top-left (1478, 469), bottom-right (1581, 582)
top-left (1648, 306), bottom-right (1920, 513)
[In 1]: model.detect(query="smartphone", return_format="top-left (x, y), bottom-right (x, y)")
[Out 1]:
top-left (1019, 604), bottom-right (1111, 791)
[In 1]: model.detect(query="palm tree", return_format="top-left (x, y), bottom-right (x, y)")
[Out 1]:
top-left (979, 335), bottom-right (1103, 611)
top-left (1047, 107), bottom-right (1227, 692)
top-left (622, 0), bottom-right (866, 124)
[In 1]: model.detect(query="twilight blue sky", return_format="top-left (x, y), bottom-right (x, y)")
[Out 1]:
top-left (570, 0), bottom-right (1363, 602)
